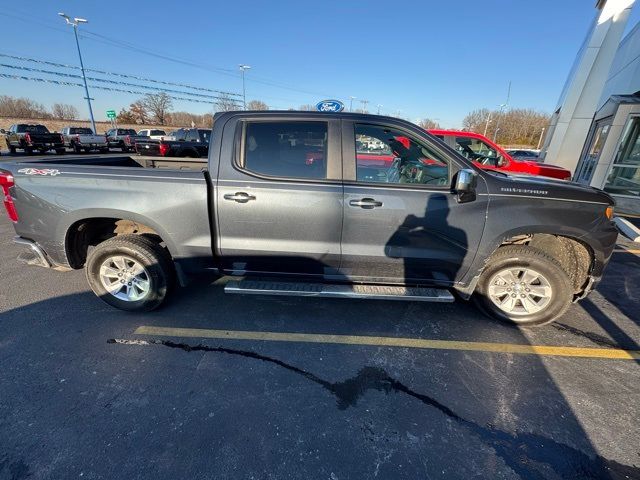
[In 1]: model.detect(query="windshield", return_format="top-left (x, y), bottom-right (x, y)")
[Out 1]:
top-left (118, 129), bottom-right (137, 135)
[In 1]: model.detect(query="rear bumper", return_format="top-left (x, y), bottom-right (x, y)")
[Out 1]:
top-left (13, 236), bottom-right (51, 268)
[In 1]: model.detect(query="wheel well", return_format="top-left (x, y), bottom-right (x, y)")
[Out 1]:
top-left (496, 234), bottom-right (593, 294)
top-left (66, 218), bottom-right (165, 268)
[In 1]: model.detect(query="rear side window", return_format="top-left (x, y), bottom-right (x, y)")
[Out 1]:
top-left (243, 121), bottom-right (327, 180)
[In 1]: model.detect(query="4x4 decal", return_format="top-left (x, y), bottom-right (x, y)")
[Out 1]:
top-left (18, 168), bottom-right (61, 176)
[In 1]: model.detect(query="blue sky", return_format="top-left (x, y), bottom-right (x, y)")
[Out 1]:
top-left (1, 0), bottom-right (638, 128)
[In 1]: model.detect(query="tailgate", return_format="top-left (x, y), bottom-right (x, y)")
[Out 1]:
top-left (135, 140), bottom-right (161, 155)
top-left (31, 134), bottom-right (62, 145)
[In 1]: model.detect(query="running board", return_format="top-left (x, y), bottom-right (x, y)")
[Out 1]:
top-left (225, 280), bottom-right (454, 302)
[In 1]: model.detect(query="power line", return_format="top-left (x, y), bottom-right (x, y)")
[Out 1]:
top-left (0, 73), bottom-right (240, 105)
top-left (0, 63), bottom-right (233, 101)
top-left (0, 53), bottom-right (241, 97)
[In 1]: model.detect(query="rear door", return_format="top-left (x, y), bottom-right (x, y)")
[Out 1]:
top-left (215, 116), bottom-right (343, 277)
top-left (340, 121), bottom-right (487, 285)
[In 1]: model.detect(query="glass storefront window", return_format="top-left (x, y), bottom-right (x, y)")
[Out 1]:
top-left (604, 117), bottom-right (640, 196)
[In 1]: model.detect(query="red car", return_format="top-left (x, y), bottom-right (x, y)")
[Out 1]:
top-left (428, 129), bottom-right (571, 180)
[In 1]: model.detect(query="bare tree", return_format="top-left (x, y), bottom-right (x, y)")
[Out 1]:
top-left (0, 95), bottom-right (51, 118)
top-left (129, 100), bottom-right (149, 124)
top-left (418, 118), bottom-right (440, 130)
top-left (298, 104), bottom-right (315, 111)
top-left (215, 93), bottom-right (240, 112)
top-left (51, 103), bottom-right (79, 120)
top-left (142, 92), bottom-right (173, 125)
top-left (462, 108), bottom-right (550, 146)
top-left (246, 100), bottom-right (268, 111)
top-left (116, 108), bottom-right (136, 124)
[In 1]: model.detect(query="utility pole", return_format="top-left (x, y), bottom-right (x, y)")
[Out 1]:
top-left (493, 80), bottom-right (511, 143)
top-left (360, 100), bottom-right (369, 113)
top-left (239, 64), bottom-right (251, 110)
top-left (483, 111), bottom-right (492, 136)
top-left (395, 109), bottom-right (402, 118)
top-left (349, 96), bottom-right (356, 112)
top-left (58, 13), bottom-right (96, 133)
top-left (537, 127), bottom-right (546, 150)
top-left (376, 104), bottom-right (383, 115)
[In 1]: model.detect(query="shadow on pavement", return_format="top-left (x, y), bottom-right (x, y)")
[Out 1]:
top-left (1, 287), bottom-right (638, 479)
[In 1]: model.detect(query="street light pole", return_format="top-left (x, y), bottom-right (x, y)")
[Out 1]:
top-left (59, 13), bottom-right (96, 133)
top-left (376, 104), bottom-right (383, 115)
top-left (349, 96), bottom-right (356, 112)
top-left (239, 65), bottom-right (251, 110)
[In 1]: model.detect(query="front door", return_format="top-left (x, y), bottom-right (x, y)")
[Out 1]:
top-left (340, 121), bottom-right (487, 285)
top-left (216, 117), bottom-right (343, 278)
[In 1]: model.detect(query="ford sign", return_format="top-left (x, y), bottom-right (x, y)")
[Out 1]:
top-left (316, 100), bottom-right (345, 113)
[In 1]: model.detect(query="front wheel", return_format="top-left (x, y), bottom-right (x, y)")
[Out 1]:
top-left (474, 246), bottom-right (572, 326)
top-left (86, 234), bottom-right (175, 312)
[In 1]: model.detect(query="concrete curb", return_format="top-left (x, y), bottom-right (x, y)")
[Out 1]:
top-left (614, 217), bottom-right (640, 243)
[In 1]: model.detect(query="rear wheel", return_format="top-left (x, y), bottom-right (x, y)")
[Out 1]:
top-left (73, 142), bottom-right (82, 154)
top-left (55, 149), bottom-right (65, 155)
top-left (86, 234), bottom-right (175, 312)
top-left (9, 145), bottom-right (16, 154)
top-left (474, 246), bottom-right (572, 326)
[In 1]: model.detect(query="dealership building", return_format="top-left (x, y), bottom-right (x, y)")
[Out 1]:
top-left (542, 0), bottom-right (640, 214)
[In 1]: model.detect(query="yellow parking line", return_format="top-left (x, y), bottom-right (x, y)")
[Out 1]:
top-left (613, 249), bottom-right (640, 254)
top-left (133, 326), bottom-right (640, 361)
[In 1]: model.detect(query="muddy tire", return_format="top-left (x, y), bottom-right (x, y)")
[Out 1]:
top-left (474, 245), bottom-right (572, 326)
top-left (86, 234), bottom-right (175, 312)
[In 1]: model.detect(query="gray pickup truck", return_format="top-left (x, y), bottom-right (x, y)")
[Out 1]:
top-left (60, 126), bottom-right (109, 153)
top-left (0, 111), bottom-right (618, 326)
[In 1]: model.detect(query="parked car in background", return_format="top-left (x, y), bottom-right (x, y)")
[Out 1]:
top-left (1, 111), bottom-right (617, 326)
top-left (61, 127), bottom-right (109, 153)
top-left (429, 130), bottom-right (571, 180)
top-left (1, 124), bottom-right (65, 155)
top-left (106, 128), bottom-right (146, 152)
top-left (137, 129), bottom-right (166, 140)
top-left (135, 128), bottom-right (211, 158)
top-left (506, 149), bottom-right (541, 162)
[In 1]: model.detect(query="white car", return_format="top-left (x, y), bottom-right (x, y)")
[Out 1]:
top-left (137, 129), bottom-right (166, 140)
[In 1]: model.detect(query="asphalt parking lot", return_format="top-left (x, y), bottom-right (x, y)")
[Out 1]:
top-left (1, 153), bottom-right (640, 479)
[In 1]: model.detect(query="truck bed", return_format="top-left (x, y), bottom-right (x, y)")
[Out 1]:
top-left (23, 155), bottom-right (207, 171)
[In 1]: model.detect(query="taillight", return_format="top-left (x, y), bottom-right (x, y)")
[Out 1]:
top-left (125, 135), bottom-right (131, 145)
top-left (159, 143), bottom-right (170, 156)
top-left (60, 134), bottom-right (64, 143)
top-left (24, 133), bottom-right (32, 144)
top-left (75, 134), bottom-right (80, 143)
top-left (0, 171), bottom-right (18, 222)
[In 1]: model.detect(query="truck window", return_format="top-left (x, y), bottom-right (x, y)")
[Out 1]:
top-left (198, 129), bottom-right (211, 143)
top-left (354, 124), bottom-right (449, 186)
top-left (243, 121), bottom-right (328, 180)
top-left (17, 125), bottom-right (49, 134)
top-left (454, 137), bottom-right (500, 166)
top-left (70, 128), bottom-right (93, 135)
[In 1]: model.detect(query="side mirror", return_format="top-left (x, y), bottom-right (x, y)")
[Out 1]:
top-left (454, 168), bottom-right (478, 203)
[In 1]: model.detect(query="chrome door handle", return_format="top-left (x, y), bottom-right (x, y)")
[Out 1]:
top-left (223, 192), bottom-right (256, 203)
top-left (349, 198), bottom-right (383, 209)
